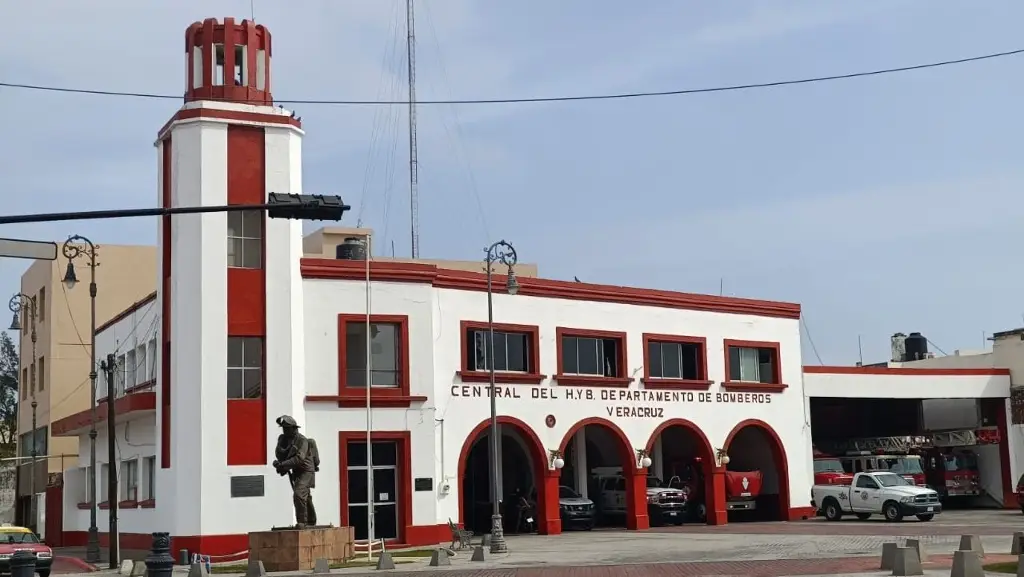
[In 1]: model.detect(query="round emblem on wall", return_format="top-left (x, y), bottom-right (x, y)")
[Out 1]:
top-left (545, 414), bottom-right (556, 428)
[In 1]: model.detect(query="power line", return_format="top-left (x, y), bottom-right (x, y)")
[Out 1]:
top-left (1, 48), bottom-right (1020, 106)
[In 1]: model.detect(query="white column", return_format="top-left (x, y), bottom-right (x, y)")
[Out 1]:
top-left (574, 428), bottom-right (588, 498)
top-left (653, 435), bottom-right (665, 480)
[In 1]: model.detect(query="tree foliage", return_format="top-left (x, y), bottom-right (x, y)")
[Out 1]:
top-left (0, 331), bottom-right (17, 451)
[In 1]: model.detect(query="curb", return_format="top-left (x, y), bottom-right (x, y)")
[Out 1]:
top-left (56, 556), bottom-right (100, 573)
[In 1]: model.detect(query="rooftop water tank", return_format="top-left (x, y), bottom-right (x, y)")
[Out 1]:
top-left (335, 237), bottom-right (367, 261)
top-left (904, 332), bottom-right (929, 361)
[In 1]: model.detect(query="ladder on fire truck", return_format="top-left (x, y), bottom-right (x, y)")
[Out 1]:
top-left (818, 427), bottom-right (1000, 455)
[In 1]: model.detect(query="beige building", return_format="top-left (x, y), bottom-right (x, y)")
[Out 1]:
top-left (14, 244), bottom-right (156, 509)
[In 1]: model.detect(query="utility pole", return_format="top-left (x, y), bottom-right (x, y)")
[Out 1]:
top-left (101, 354), bottom-right (118, 568)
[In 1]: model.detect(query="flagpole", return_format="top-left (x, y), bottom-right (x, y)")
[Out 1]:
top-left (365, 234), bottom-right (375, 559)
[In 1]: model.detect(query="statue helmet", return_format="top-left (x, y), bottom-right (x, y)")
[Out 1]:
top-left (276, 415), bottom-right (300, 428)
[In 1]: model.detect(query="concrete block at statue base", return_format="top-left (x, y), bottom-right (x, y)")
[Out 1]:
top-left (471, 546), bottom-right (486, 562)
top-left (950, 550), bottom-right (984, 577)
top-left (312, 558), bottom-right (330, 574)
top-left (428, 549), bottom-right (451, 567)
top-left (890, 546), bottom-right (923, 576)
top-left (245, 559), bottom-right (267, 577)
top-left (129, 561), bottom-right (147, 577)
top-left (958, 534), bottom-right (984, 557)
top-left (480, 533), bottom-right (491, 546)
top-left (1013, 532), bottom-right (1024, 555)
top-left (119, 560), bottom-right (134, 575)
top-left (375, 552), bottom-right (395, 571)
top-left (905, 539), bottom-right (927, 562)
top-left (187, 561), bottom-right (210, 577)
top-left (880, 542), bottom-right (899, 570)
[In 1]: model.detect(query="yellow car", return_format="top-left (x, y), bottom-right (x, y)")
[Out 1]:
top-left (0, 525), bottom-right (52, 577)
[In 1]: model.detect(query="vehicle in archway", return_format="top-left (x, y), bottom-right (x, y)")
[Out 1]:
top-left (591, 467), bottom-right (688, 526)
top-left (724, 470), bottom-right (763, 511)
top-left (557, 485), bottom-right (595, 530)
top-left (813, 455), bottom-right (854, 485)
top-left (920, 449), bottom-right (981, 500)
top-left (838, 453), bottom-right (926, 486)
top-left (812, 471), bottom-right (941, 522)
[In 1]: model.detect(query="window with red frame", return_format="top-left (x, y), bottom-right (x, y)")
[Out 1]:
top-left (647, 340), bottom-right (702, 380)
top-left (727, 345), bottom-right (779, 384)
top-left (561, 334), bottom-right (623, 378)
top-left (344, 321), bottom-right (402, 388)
top-left (227, 336), bottom-right (263, 399)
top-left (465, 327), bottom-right (532, 373)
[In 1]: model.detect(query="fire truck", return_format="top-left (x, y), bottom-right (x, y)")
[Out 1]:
top-left (815, 427), bottom-right (998, 502)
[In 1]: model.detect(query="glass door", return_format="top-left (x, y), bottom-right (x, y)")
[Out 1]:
top-left (347, 441), bottom-right (400, 541)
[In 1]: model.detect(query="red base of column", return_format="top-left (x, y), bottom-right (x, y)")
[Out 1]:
top-left (541, 470), bottom-right (562, 534)
top-left (627, 469), bottom-right (650, 530)
top-left (708, 466), bottom-right (728, 525)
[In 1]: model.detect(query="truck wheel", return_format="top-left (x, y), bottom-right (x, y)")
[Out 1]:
top-left (883, 501), bottom-right (903, 522)
top-left (855, 513), bottom-right (871, 521)
top-left (823, 498), bottom-right (843, 521)
top-left (916, 514), bottom-right (934, 522)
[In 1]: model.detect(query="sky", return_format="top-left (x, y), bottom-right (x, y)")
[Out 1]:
top-left (1, 0), bottom-right (1023, 366)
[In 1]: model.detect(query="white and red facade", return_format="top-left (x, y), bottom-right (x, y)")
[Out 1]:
top-left (46, 17), bottom-right (1023, 557)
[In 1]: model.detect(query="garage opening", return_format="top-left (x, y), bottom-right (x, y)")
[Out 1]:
top-left (647, 421), bottom-right (715, 525)
top-left (724, 421), bottom-right (788, 521)
top-left (810, 395), bottom-right (1006, 509)
top-left (460, 423), bottom-right (543, 535)
top-left (560, 421), bottom-right (635, 529)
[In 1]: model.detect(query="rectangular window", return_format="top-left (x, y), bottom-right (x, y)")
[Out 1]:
top-left (100, 464), bottom-right (110, 502)
top-left (727, 344), bottom-right (780, 384)
top-left (466, 329), bottom-right (530, 373)
top-left (136, 345), bottom-right (147, 384)
top-left (82, 466), bottom-right (92, 503)
top-left (29, 363), bottom-right (35, 396)
top-left (121, 459), bottom-right (138, 502)
top-left (213, 44), bottom-right (225, 86)
top-left (192, 46), bottom-right (204, 89)
top-left (38, 288), bottom-right (44, 321)
top-left (227, 336), bottom-right (263, 399)
top-left (227, 210), bottom-right (263, 269)
top-left (144, 456), bottom-right (156, 500)
top-left (21, 368), bottom-right (26, 399)
top-left (37, 357), bottom-right (44, 392)
top-left (255, 50), bottom-right (266, 91)
top-left (148, 339), bottom-right (157, 381)
top-left (116, 353), bottom-right (127, 397)
top-left (344, 322), bottom-right (401, 388)
top-left (561, 335), bottom-right (621, 377)
top-left (234, 45), bottom-right (246, 85)
top-left (645, 336), bottom-right (705, 381)
top-left (125, 349), bottom-right (137, 390)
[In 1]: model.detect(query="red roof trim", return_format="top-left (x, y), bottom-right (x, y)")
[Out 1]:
top-left (299, 259), bottom-right (801, 320)
top-left (51, 392), bottom-right (156, 436)
top-left (803, 366), bottom-right (1011, 376)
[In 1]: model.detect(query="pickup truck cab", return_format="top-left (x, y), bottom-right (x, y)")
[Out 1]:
top-left (812, 471), bottom-right (941, 523)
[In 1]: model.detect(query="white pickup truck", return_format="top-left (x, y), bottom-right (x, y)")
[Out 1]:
top-left (811, 471), bottom-right (942, 522)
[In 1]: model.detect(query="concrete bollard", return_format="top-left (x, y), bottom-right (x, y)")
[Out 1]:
top-left (120, 560), bottom-right (135, 575)
top-left (905, 539), bottom-right (927, 562)
top-left (891, 546), bottom-right (923, 576)
top-left (1016, 554), bottom-right (1024, 577)
top-left (1013, 532), bottom-right (1024, 555)
top-left (958, 534), bottom-right (984, 557)
top-left (245, 559), bottom-right (267, 577)
top-left (881, 542), bottom-right (899, 570)
top-left (312, 558), bottom-right (330, 574)
top-left (950, 550), bottom-right (984, 577)
top-left (178, 550), bottom-right (190, 566)
top-left (130, 561), bottom-right (147, 577)
top-left (375, 552), bottom-right (395, 571)
top-left (9, 551), bottom-right (35, 577)
top-left (428, 549), bottom-right (451, 567)
top-left (471, 546), bottom-right (486, 562)
top-left (480, 533), bottom-right (491, 547)
top-left (187, 562), bottom-right (210, 577)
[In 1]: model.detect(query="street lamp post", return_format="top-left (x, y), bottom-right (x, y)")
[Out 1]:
top-left (483, 240), bottom-right (519, 554)
top-left (8, 294), bottom-right (37, 532)
top-left (61, 235), bottom-right (101, 564)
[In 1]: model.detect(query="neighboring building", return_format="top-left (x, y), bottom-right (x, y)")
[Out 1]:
top-left (46, 17), bottom-right (1024, 557)
top-left (14, 245), bottom-right (155, 532)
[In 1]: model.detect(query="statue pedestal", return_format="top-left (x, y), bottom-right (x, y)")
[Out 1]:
top-left (248, 526), bottom-right (355, 572)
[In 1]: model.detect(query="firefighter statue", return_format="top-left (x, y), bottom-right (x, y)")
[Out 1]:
top-left (273, 415), bottom-right (321, 528)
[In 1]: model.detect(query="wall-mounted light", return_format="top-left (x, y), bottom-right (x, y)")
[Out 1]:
top-left (636, 448), bottom-right (652, 469)
top-left (549, 449), bottom-right (565, 470)
top-left (715, 448), bottom-right (730, 467)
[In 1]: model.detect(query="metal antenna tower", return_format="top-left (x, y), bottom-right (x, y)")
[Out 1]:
top-left (406, 0), bottom-right (420, 258)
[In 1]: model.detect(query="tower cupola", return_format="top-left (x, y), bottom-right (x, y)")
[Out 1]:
top-left (184, 17), bottom-right (273, 105)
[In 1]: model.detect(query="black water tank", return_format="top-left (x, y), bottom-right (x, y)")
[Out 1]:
top-left (904, 332), bottom-right (928, 361)
top-left (335, 237), bottom-right (367, 260)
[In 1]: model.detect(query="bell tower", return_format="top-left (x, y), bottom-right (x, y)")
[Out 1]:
top-left (155, 18), bottom-right (307, 550)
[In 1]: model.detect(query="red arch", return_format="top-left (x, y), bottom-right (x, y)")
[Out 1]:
top-left (559, 417), bottom-right (648, 530)
top-left (723, 419), bottom-right (791, 518)
top-left (644, 418), bottom-right (714, 459)
top-left (456, 416), bottom-right (552, 534)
